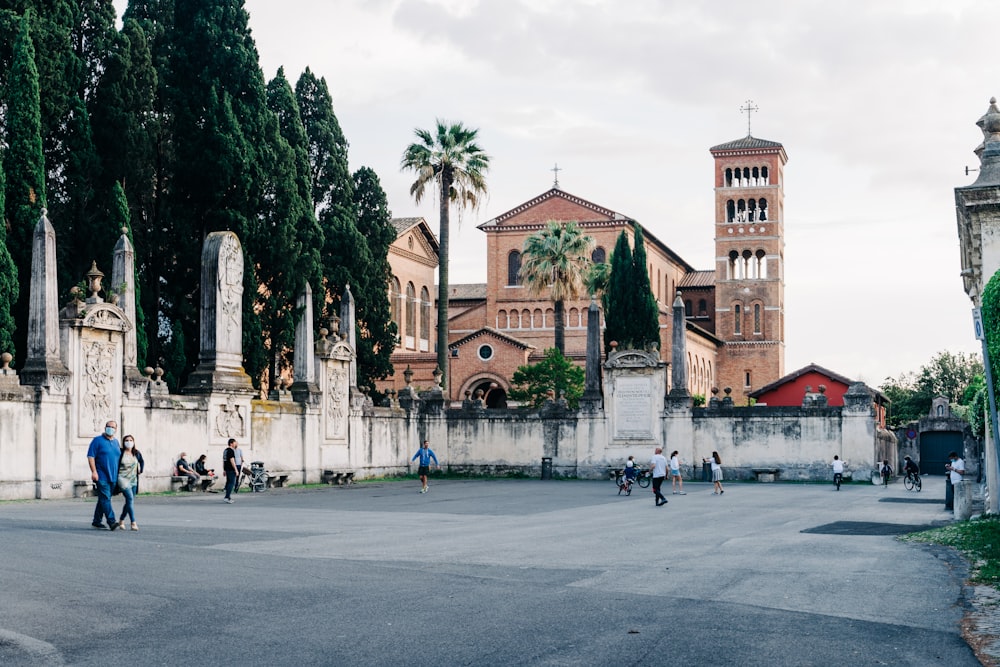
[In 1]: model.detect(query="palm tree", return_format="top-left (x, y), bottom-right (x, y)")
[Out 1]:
top-left (401, 120), bottom-right (490, 389)
top-left (520, 220), bottom-right (594, 353)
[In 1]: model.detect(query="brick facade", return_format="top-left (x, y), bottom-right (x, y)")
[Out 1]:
top-left (383, 135), bottom-right (788, 405)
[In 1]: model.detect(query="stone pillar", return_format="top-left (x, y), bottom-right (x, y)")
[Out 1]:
top-left (183, 232), bottom-right (253, 394)
top-left (111, 227), bottom-right (146, 396)
top-left (290, 282), bottom-right (320, 403)
top-left (340, 284), bottom-right (358, 390)
top-left (842, 382), bottom-right (877, 469)
top-left (21, 210), bottom-right (70, 389)
top-left (954, 479), bottom-right (975, 520)
top-left (580, 297), bottom-right (603, 411)
top-left (669, 293), bottom-right (689, 398)
top-left (956, 97), bottom-right (1000, 514)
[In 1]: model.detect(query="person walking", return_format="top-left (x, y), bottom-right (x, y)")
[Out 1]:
top-left (223, 439), bottom-right (240, 504)
top-left (87, 420), bottom-right (122, 531)
top-left (649, 447), bottom-right (668, 507)
top-left (880, 459), bottom-right (893, 487)
top-left (232, 440), bottom-right (245, 494)
top-left (669, 450), bottom-right (686, 495)
top-left (411, 440), bottom-right (439, 493)
top-left (115, 436), bottom-right (141, 531)
top-left (832, 455), bottom-right (845, 491)
top-left (703, 451), bottom-right (725, 495)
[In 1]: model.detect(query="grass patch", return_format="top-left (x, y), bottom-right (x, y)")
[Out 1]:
top-left (903, 515), bottom-right (1000, 584)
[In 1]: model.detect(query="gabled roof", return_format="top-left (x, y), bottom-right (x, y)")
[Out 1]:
top-left (447, 283), bottom-right (487, 301)
top-left (749, 363), bottom-right (855, 398)
top-left (678, 270), bottom-right (715, 289)
top-left (449, 327), bottom-right (535, 351)
top-left (391, 217), bottom-right (439, 254)
top-left (477, 188), bottom-right (631, 229)
top-left (710, 135), bottom-right (785, 152)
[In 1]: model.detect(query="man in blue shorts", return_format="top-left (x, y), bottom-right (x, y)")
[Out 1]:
top-left (87, 420), bottom-right (121, 530)
top-left (411, 440), bottom-right (439, 493)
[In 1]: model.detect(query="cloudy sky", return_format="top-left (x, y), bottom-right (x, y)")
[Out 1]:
top-left (122, 0), bottom-right (998, 386)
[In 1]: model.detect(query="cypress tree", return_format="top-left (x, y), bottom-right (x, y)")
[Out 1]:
top-left (0, 154), bottom-right (17, 358)
top-left (4, 11), bottom-right (46, 364)
top-left (603, 231), bottom-right (632, 352)
top-left (630, 225), bottom-right (660, 350)
top-left (262, 67), bottom-right (324, 388)
top-left (352, 166), bottom-right (398, 395)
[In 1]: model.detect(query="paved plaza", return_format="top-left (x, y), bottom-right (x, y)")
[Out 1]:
top-left (0, 474), bottom-right (980, 666)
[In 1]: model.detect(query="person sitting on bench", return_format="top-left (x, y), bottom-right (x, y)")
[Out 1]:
top-left (176, 453), bottom-right (199, 489)
top-left (194, 454), bottom-right (216, 478)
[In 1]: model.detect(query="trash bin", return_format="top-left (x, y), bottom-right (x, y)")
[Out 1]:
top-left (541, 457), bottom-right (552, 480)
top-left (702, 460), bottom-right (711, 482)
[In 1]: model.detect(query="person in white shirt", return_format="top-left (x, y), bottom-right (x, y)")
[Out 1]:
top-left (669, 450), bottom-right (686, 495)
top-left (946, 452), bottom-right (966, 485)
top-left (649, 448), bottom-right (669, 507)
top-left (703, 451), bottom-right (725, 495)
top-left (832, 455), bottom-right (845, 490)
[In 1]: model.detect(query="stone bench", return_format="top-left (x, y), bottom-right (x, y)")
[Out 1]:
top-left (322, 470), bottom-right (355, 485)
top-left (752, 468), bottom-right (781, 483)
top-left (266, 473), bottom-right (290, 489)
top-left (74, 480), bottom-right (95, 498)
top-left (171, 475), bottom-right (216, 492)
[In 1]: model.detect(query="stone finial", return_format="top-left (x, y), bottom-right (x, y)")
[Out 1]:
top-left (0, 352), bottom-right (12, 374)
top-left (143, 366), bottom-right (154, 379)
top-left (85, 261), bottom-right (105, 303)
top-left (403, 365), bottom-right (413, 386)
top-left (977, 97), bottom-right (1000, 145)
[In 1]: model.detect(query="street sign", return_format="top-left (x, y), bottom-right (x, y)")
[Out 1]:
top-left (974, 307), bottom-right (985, 341)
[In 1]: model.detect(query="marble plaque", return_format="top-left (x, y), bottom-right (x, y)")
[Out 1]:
top-left (614, 375), bottom-right (654, 440)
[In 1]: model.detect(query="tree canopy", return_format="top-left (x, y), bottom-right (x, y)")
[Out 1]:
top-left (879, 351), bottom-right (983, 427)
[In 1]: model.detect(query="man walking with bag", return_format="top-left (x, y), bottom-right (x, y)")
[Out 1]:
top-left (88, 420), bottom-right (122, 530)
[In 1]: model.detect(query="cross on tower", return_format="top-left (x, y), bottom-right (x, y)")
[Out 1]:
top-left (551, 163), bottom-right (561, 189)
top-left (740, 99), bottom-right (759, 137)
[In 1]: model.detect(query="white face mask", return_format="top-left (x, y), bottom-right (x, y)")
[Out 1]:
top-left (124, 441), bottom-right (134, 449)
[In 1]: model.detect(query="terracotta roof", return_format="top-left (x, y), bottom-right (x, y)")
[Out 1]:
top-left (447, 283), bottom-right (486, 300)
top-left (710, 135), bottom-right (784, 152)
top-left (449, 327), bottom-right (535, 351)
top-left (678, 270), bottom-right (715, 289)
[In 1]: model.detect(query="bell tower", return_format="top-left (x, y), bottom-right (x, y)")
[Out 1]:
top-left (710, 127), bottom-right (788, 404)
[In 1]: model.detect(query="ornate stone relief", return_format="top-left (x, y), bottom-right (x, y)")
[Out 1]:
top-left (215, 394), bottom-right (245, 438)
top-left (82, 340), bottom-right (115, 433)
top-left (326, 366), bottom-right (347, 439)
top-left (605, 349), bottom-right (662, 369)
top-left (218, 235), bottom-right (244, 352)
top-left (82, 304), bottom-right (130, 332)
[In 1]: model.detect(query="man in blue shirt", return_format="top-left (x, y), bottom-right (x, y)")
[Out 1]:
top-left (87, 420), bottom-right (122, 530)
top-left (411, 440), bottom-right (439, 494)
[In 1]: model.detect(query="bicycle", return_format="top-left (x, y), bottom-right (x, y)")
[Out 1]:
top-left (903, 471), bottom-right (922, 492)
top-left (833, 472), bottom-right (843, 491)
top-left (616, 473), bottom-right (634, 495)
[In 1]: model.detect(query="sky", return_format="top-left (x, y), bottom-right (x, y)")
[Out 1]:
top-left (115, 0), bottom-right (995, 386)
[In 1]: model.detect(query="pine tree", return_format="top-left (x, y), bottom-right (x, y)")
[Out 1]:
top-left (4, 11), bottom-right (46, 364)
top-left (603, 231), bottom-right (632, 352)
top-left (352, 166), bottom-right (398, 395)
top-left (0, 153), bottom-right (17, 358)
top-left (630, 225), bottom-right (660, 350)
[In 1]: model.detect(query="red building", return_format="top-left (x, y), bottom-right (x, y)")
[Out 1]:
top-left (748, 362), bottom-right (888, 427)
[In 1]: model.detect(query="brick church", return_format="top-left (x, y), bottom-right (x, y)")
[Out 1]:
top-left (380, 133), bottom-right (788, 407)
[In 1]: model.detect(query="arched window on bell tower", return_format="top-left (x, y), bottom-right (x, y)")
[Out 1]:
top-left (508, 250), bottom-right (521, 286)
top-left (753, 303), bottom-right (762, 334)
top-left (734, 304), bottom-right (742, 335)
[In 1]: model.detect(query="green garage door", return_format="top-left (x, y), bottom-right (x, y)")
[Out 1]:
top-left (920, 431), bottom-right (963, 477)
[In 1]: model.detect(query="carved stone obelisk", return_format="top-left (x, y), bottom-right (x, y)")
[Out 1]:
top-left (111, 227), bottom-right (143, 387)
top-left (183, 232), bottom-right (253, 393)
top-left (290, 282), bottom-right (320, 403)
top-left (580, 297), bottom-right (603, 411)
top-left (669, 293), bottom-right (689, 398)
top-left (340, 284), bottom-right (358, 389)
top-left (21, 210), bottom-right (70, 389)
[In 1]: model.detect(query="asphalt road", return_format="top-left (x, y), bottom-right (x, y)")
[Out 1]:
top-left (0, 474), bottom-right (978, 666)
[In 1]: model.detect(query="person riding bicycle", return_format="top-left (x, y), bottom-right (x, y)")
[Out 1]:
top-left (903, 456), bottom-right (919, 477)
top-left (831, 455), bottom-right (845, 490)
top-left (622, 456), bottom-right (638, 490)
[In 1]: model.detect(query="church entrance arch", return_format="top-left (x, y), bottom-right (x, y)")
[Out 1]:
top-left (462, 375), bottom-right (509, 408)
